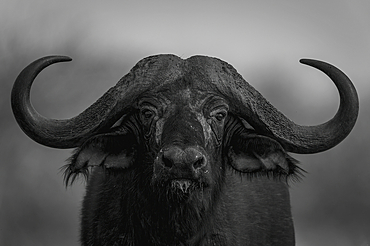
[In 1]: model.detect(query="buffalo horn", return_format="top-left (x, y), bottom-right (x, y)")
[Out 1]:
top-left (11, 56), bottom-right (136, 148)
top-left (234, 59), bottom-right (359, 154)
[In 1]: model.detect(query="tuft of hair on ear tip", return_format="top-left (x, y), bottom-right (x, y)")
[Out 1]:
top-left (61, 163), bottom-right (90, 187)
top-left (285, 155), bottom-right (306, 185)
top-left (60, 151), bottom-right (90, 187)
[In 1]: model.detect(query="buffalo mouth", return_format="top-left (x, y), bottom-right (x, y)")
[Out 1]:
top-left (171, 179), bottom-right (198, 193)
top-left (158, 178), bottom-right (209, 199)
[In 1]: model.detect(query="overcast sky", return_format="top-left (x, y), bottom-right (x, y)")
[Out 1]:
top-left (1, 0), bottom-right (369, 118)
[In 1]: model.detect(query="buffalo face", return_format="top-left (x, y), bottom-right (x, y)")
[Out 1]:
top-left (65, 84), bottom-right (231, 208)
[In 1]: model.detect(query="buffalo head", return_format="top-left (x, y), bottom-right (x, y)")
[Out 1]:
top-left (11, 54), bottom-right (359, 245)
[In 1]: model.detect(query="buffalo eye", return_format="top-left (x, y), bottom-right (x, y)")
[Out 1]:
top-left (215, 112), bottom-right (227, 121)
top-left (210, 108), bottom-right (228, 122)
top-left (142, 109), bottom-right (154, 119)
top-left (139, 106), bottom-right (157, 123)
top-left (207, 107), bottom-right (228, 143)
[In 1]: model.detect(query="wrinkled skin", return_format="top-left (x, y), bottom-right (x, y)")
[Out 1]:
top-left (66, 81), bottom-right (299, 245)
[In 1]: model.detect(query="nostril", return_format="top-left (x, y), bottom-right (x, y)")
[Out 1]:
top-left (193, 156), bottom-right (206, 170)
top-left (159, 147), bottom-right (206, 171)
top-left (162, 155), bottom-right (174, 169)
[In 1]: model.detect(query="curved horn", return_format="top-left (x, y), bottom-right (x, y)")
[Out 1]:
top-left (235, 59), bottom-right (359, 154)
top-left (11, 55), bottom-right (185, 149)
top-left (11, 56), bottom-right (130, 148)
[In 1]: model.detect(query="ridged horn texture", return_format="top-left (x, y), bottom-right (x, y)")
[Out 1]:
top-left (217, 58), bottom-right (358, 154)
top-left (11, 56), bottom-right (145, 148)
top-left (12, 55), bottom-right (358, 154)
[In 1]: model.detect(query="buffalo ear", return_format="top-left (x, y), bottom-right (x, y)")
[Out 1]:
top-left (228, 134), bottom-right (301, 180)
top-left (63, 133), bottom-right (136, 185)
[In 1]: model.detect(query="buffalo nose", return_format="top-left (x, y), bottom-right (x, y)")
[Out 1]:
top-left (161, 147), bottom-right (207, 171)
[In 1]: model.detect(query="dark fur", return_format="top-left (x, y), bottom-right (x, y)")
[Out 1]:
top-left (63, 111), bottom-right (301, 245)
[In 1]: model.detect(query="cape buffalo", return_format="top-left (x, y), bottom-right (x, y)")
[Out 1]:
top-left (11, 54), bottom-right (358, 245)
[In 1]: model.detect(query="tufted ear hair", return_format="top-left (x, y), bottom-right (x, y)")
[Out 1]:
top-left (63, 133), bottom-right (137, 186)
top-left (227, 133), bottom-right (302, 181)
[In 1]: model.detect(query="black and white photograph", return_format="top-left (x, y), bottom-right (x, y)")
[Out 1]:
top-left (1, 1), bottom-right (369, 245)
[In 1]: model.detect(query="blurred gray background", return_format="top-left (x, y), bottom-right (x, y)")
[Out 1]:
top-left (1, 0), bottom-right (369, 245)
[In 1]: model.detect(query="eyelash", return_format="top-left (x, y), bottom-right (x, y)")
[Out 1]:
top-left (62, 161), bottom-right (132, 187)
top-left (227, 155), bottom-right (304, 184)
